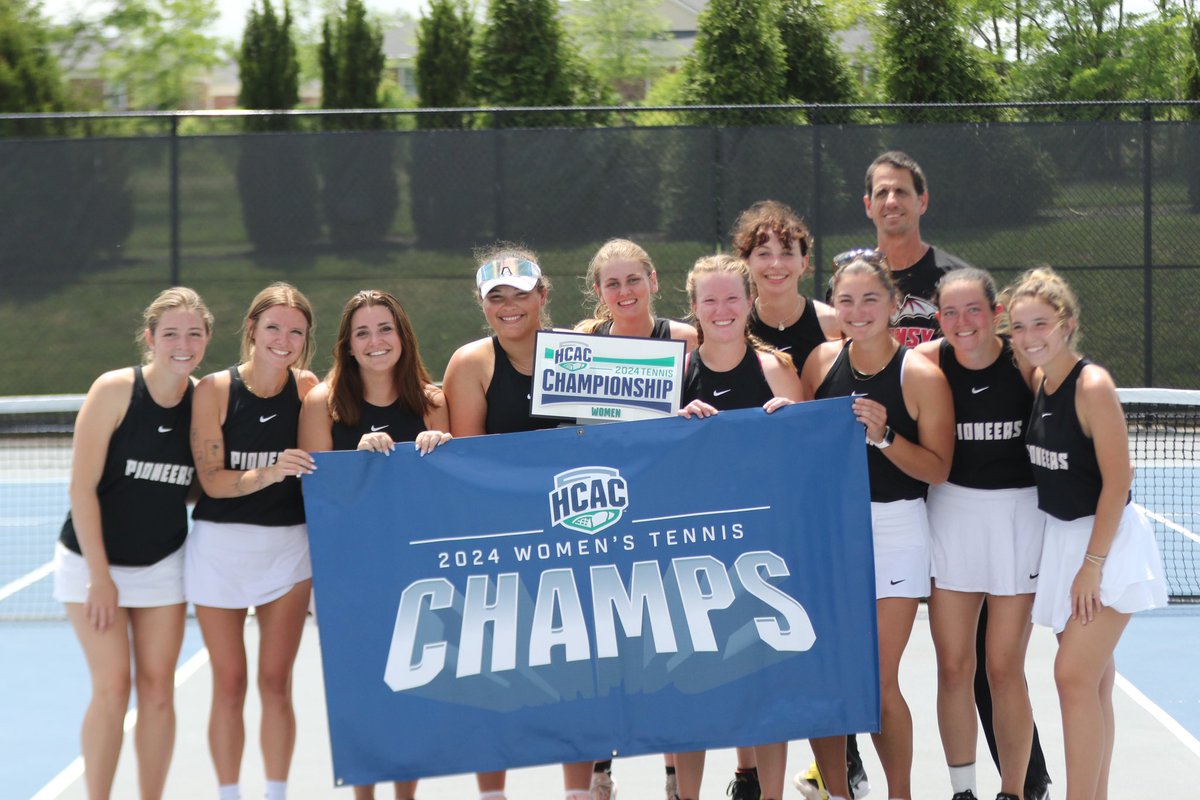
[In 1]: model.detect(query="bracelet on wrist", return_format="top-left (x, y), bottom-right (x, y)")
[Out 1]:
top-left (1084, 552), bottom-right (1107, 566)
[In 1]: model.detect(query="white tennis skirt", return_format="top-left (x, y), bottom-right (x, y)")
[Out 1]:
top-left (1031, 503), bottom-right (1168, 633)
top-left (53, 542), bottom-right (185, 607)
top-left (184, 520), bottom-right (311, 609)
top-left (871, 498), bottom-right (931, 600)
top-left (928, 482), bottom-right (1046, 596)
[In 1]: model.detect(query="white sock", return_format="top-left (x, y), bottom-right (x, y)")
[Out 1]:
top-left (566, 791), bottom-right (591, 800)
top-left (480, 792), bottom-right (506, 800)
top-left (948, 762), bottom-right (976, 795)
top-left (218, 786), bottom-right (241, 800)
top-left (265, 780), bottom-right (287, 800)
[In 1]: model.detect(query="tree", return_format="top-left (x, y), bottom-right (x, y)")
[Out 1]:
top-left (474, 0), bottom-right (607, 126)
top-left (318, 0), bottom-right (397, 246)
top-left (682, 0), bottom-right (787, 109)
top-left (101, 0), bottom-right (224, 109)
top-left (415, 0), bottom-right (474, 128)
top-left (567, 0), bottom-right (669, 101)
top-left (0, 0), bottom-right (67, 116)
top-left (777, 0), bottom-right (857, 113)
top-left (236, 0), bottom-right (320, 252)
top-left (411, 0), bottom-right (483, 245)
top-left (878, 0), bottom-right (1004, 121)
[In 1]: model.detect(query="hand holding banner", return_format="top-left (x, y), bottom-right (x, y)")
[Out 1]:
top-left (303, 398), bottom-right (878, 786)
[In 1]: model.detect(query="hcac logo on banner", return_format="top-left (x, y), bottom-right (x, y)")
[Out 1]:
top-left (548, 466), bottom-right (629, 534)
top-left (532, 330), bottom-right (686, 423)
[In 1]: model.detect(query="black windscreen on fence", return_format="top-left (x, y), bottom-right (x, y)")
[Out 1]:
top-left (1, 107), bottom-right (1197, 394)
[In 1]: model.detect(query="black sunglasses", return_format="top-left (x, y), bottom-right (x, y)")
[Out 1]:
top-left (832, 248), bottom-right (887, 268)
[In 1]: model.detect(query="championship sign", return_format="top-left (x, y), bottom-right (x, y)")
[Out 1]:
top-left (303, 399), bottom-right (879, 786)
top-left (531, 330), bottom-right (686, 422)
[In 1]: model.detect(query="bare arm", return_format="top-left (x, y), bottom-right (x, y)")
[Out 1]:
top-left (810, 298), bottom-right (842, 340)
top-left (799, 341), bottom-right (839, 400)
top-left (855, 354), bottom-right (954, 485)
top-left (760, 351), bottom-right (807, 411)
top-left (1071, 364), bottom-right (1133, 623)
top-left (297, 381), bottom-right (334, 453)
top-left (669, 320), bottom-right (699, 352)
top-left (442, 339), bottom-right (493, 438)
top-left (190, 371), bottom-right (314, 498)
top-left (67, 368), bottom-right (134, 632)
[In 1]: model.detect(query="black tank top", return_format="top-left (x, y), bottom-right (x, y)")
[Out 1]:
top-left (815, 343), bottom-right (926, 502)
top-left (192, 367), bottom-right (305, 526)
top-left (940, 338), bottom-right (1035, 490)
top-left (682, 345), bottom-right (774, 410)
top-left (60, 366), bottom-right (195, 566)
top-left (595, 317), bottom-right (674, 339)
top-left (484, 337), bottom-right (559, 435)
top-left (1025, 359), bottom-right (1127, 521)
top-left (332, 398), bottom-right (427, 451)
top-left (748, 298), bottom-right (826, 376)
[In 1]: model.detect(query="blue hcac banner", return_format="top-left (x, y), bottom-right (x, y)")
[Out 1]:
top-left (303, 397), bottom-right (879, 786)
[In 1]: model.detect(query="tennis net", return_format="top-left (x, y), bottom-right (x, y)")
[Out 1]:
top-left (1, 389), bottom-right (1197, 620)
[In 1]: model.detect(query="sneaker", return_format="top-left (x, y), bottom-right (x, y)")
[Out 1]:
top-left (726, 772), bottom-right (760, 800)
top-left (995, 793), bottom-right (1020, 800)
top-left (951, 793), bottom-right (978, 800)
top-left (1026, 777), bottom-right (1051, 800)
top-left (846, 743), bottom-right (870, 799)
top-left (792, 763), bottom-right (824, 800)
top-left (665, 772), bottom-right (679, 800)
top-left (590, 770), bottom-right (616, 800)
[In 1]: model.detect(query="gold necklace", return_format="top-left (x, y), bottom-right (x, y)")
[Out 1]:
top-left (848, 342), bottom-right (897, 381)
top-left (757, 296), bottom-right (804, 331)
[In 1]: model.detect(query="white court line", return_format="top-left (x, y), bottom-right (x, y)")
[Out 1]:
top-left (632, 505), bottom-right (771, 524)
top-left (1115, 672), bottom-right (1200, 759)
top-left (0, 560), bottom-right (53, 602)
top-left (1137, 503), bottom-right (1200, 546)
top-left (30, 647), bottom-right (211, 800)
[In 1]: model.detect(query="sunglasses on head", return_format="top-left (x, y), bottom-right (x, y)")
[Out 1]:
top-left (832, 248), bottom-right (887, 269)
top-left (475, 257), bottom-right (541, 287)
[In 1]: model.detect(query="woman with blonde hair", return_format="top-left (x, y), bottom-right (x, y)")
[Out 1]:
top-left (674, 254), bottom-right (804, 800)
top-left (575, 237), bottom-right (696, 350)
top-left (56, 287), bottom-right (213, 800)
top-left (1006, 267), bottom-right (1166, 800)
top-left (188, 282), bottom-right (320, 800)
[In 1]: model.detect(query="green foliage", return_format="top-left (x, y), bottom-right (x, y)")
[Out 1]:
top-left (682, 0), bottom-right (787, 108)
top-left (1011, 1), bottom-right (1191, 110)
top-left (1188, 20), bottom-right (1200, 210)
top-left (566, 0), bottom-right (669, 101)
top-left (238, 0), bottom-right (301, 122)
top-left (0, 0), bottom-right (67, 117)
top-left (415, 0), bottom-right (474, 128)
top-left (878, 0), bottom-right (1004, 122)
top-left (319, 0), bottom-right (386, 116)
top-left (101, 0), bottom-right (224, 109)
top-left (474, 0), bottom-right (608, 126)
top-left (236, 1), bottom-right (320, 252)
top-left (318, 0), bottom-right (397, 246)
top-left (778, 0), bottom-right (857, 119)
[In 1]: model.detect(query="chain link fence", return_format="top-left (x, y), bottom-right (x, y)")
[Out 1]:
top-left (1, 102), bottom-right (1197, 394)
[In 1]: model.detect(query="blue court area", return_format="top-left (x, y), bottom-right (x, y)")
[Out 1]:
top-left (2, 471), bottom-right (1198, 797)
top-left (2, 622), bottom-right (206, 800)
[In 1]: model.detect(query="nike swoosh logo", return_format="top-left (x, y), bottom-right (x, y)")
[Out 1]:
top-left (713, 389), bottom-right (732, 397)
top-left (1029, 572), bottom-right (1040, 580)
top-left (370, 424), bottom-right (389, 432)
top-left (851, 391), bottom-right (868, 398)
top-left (259, 414), bottom-right (277, 423)
top-left (1041, 412), bottom-right (1052, 418)
top-left (889, 578), bottom-right (905, 585)
top-left (971, 386), bottom-right (989, 394)
top-left (157, 426), bottom-right (172, 433)
top-left (777, 345), bottom-right (792, 351)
